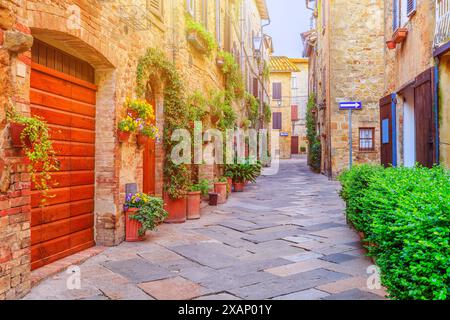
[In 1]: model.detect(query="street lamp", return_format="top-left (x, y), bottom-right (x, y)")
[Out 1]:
top-left (253, 35), bottom-right (263, 61)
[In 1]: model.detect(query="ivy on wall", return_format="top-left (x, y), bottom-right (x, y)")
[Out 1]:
top-left (306, 94), bottom-right (321, 172)
top-left (136, 48), bottom-right (191, 199)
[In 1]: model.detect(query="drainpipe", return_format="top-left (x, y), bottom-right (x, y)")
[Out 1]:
top-left (434, 57), bottom-right (440, 164)
top-left (260, 18), bottom-right (271, 130)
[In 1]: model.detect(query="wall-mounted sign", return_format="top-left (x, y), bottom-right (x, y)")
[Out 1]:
top-left (339, 102), bottom-right (362, 110)
top-left (280, 132), bottom-right (289, 137)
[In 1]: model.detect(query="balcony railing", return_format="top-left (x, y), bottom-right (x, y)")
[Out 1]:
top-left (435, 0), bottom-right (450, 48)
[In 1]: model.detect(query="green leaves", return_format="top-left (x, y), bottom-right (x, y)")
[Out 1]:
top-left (338, 165), bottom-right (450, 300)
top-left (306, 94), bottom-right (321, 171)
top-left (225, 161), bottom-right (262, 184)
top-left (126, 193), bottom-right (168, 236)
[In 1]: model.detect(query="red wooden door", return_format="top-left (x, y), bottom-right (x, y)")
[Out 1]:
top-left (380, 95), bottom-right (393, 167)
top-left (30, 44), bottom-right (96, 270)
top-left (143, 96), bottom-right (156, 195)
top-left (291, 136), bottom-right (299, 155)
top-left (414, 68), bottom-right (436, 168)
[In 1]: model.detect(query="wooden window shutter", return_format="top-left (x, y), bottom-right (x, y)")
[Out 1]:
top-left (393, 0), bottom-right (400, 31)
top-left (406, 0), bottom-right (416, 16)
top-left (253, 78), bottom-right (259, 98)
top-left (291, 105), bottom-right (299, 121)
top-left (273, 112), bottom-right (282, 130)
top-left (273, 83), bottom-right (282, 100)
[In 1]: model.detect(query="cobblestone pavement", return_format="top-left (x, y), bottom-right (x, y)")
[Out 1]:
top-left (24, 158), bottom-right (387, 300)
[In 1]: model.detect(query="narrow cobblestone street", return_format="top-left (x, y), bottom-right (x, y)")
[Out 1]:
top-left (24, 158), bottom-right (386, 300)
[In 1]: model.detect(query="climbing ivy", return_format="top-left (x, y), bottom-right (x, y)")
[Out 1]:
top-left (217, 51), bottom-right (245, 101)
top-left (306, 94), bottom-right (321, 172)
top-left (245, 92), bottom-right (259, 128)
top-left (136, 48), bottom-right (191, 199)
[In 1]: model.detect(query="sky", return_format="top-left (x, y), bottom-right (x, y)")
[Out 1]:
top-left (265, 0), bottom-right (311, 58)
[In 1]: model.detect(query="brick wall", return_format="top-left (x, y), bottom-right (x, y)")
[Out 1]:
top-left (0, 1), bottom-right (32, 300)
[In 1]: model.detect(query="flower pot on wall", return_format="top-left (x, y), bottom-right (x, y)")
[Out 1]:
top-left (137, 134), bottom-right (149, 147)
top-left (163, 193), bottom-right (187, 224)
top-left (393, 28), bottom-right (408, 43)
top-left (386, 40), bottom-right (396, 50)
top-left (187, 31), bottom-right (208, 53)
top-left (125, 208), bottom-right (146, 242)
top-left (10, 123), bottom-right (31, 148)
top-left (118, 130), bottom-right (131, 143)
top-left (216, 57), bottom-right (225, 68)
top-left (187, 191), bottom-right (201, 220)
top-left (214, 182), bottom-right (227, 204)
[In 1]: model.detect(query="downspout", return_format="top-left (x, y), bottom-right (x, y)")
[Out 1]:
top-left (260, 18), bottom-right (271, 130)
top-left (434, 57), bottom-right (440, 164)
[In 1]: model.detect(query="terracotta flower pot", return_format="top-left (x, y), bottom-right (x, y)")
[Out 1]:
top-left (214, 182), bottom-right (227, 204)
top-left (393, 28), bottom-right (408, 43)
top-left (209, 192), bottom-right (219, 206)
top-left (10, 123), bottom-right (32, 148)
top-left (233, 182), bottom-right (245, 193)
top-left (163, 193), bottom-right (187, 224)
top-left (118, 130), bottom-right (131, 143)
top-left (125, 208), bottom-right (146, 242)
top-left (216, 57), bottom-right (225, 68)
top-left (187, 191), bottom-right (201, 220)
top-left (386, 40), bottom-right (396, 50)
top-left (137, 134), bottom-right (149, 147)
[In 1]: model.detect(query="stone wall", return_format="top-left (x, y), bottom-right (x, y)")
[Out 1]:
top-left (0, 0), bottom-right (267, 300)
top-left (0, 0), bottom-right (33, 300)
top-left (327, 0), bottom-right (385, 177)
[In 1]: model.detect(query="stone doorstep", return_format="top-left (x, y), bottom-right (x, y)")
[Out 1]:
top-left (30, 246), bottom-right (107, 287)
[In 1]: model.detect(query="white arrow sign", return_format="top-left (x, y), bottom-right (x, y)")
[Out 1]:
top-left (339, 102), bottom-right (362, 110)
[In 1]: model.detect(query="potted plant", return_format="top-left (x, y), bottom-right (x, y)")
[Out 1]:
top-left (216, 56), bottom-right (225, 68)
top-left (185, 14), bottom-right (217, 55)
top-left (393, 27), bottom-right (408, 43)
top-left (163, 192), bottom-right (187, 224)
top-left (386, 40), bottom-right (396, 50)
top-left (187, 183), bottom-right (203, 220)
top-left (124, 193), bottom-right (168, 242)
top-left (137, 124), bottom-right (157, 147)
top-left (7, 108), bottom-right (59, 205)
top-left (214, 177), bottom-right (228, 204)
top-left (118, 116), bottom-right (137, 143)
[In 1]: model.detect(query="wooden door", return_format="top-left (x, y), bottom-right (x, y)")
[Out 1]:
top-left (380, 94), bottom-right (396, 167)
top-left (414, 68), bottom-right (436, 168)
top-left (30, 41), bottom-right (96, 270)
top-left (143, 96), bottom-right (156, 195)
top-left (291, 136), bottom-right (299, 155)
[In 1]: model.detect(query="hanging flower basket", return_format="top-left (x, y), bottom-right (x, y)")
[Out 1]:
top-left (117, 129), bottom-right (131, 143)
top-left (386, 40), bottom-right (396, 50)
top-left (393, 28), bottom-right (408, 43)
top-left (10, 123), bottom-right (32, 148)
top-left (187, 31), bottom-right (208, 54)
top-left (216, 56), bottom-right (225, 68)
top-left (137, 134), bottom-right (149, 147)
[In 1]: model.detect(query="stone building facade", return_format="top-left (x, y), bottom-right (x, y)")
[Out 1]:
top-left (269, 56), bottom-right (300, 159)
top-left (303, 0), bottom-right (385, 178)
top-left (0, 0), bottom-right (270, 300)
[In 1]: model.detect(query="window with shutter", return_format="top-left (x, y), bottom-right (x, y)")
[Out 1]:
top-left (273, 112), bottom-right (282, 130)
top-left (215, 0), bottom-right (221, 45)
top-left (253, 78), bottom-right (259, 98)
top-left (291, 105), bottom-right (299, 121)
top-left (201, 0), bottom-right (208, 29)
top-left (147, 0), bottom-right (163, 19)
top-left (273, 82), bottom-right (282, 100)
top-left (187, 0), bottom-right (195, 17)
top-left (406, 0), bottom-right (416, 16)
top-left (393, 0), bottom-right (400, 31)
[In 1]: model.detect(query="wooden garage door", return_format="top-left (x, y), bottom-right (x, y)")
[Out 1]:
top-left (30, 42), bottom-right (97, 270)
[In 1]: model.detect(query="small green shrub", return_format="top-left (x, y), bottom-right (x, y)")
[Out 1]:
top-left (338, 165), bottom-right (450, 300)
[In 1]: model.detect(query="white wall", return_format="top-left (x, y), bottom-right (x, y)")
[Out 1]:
top-left (403, 88), bottom-right (416, 167)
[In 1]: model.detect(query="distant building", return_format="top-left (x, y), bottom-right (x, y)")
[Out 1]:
top-left (303, 0), bottom-right (385, 177)
top-left (269, 56), bottom-right (308, 159)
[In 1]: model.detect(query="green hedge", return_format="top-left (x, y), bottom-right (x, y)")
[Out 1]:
top-left (338, 165), bottom-right (450, 300)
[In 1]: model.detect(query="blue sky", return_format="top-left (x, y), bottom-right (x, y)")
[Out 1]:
top-left (265, 0), bottom-right (311, 58)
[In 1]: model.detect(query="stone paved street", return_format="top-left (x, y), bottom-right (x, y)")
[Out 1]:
top-left (24, 158), bottom-right (387, 300)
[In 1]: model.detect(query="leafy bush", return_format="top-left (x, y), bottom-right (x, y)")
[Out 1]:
top-left (338, 165), bottom-right (450, 300)
top-left (225, 161), bottom-right (262, 183)
top-left (189, 179), bottom-right (211, 197)
top-left (306, 94), bottom-right (321, 171)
